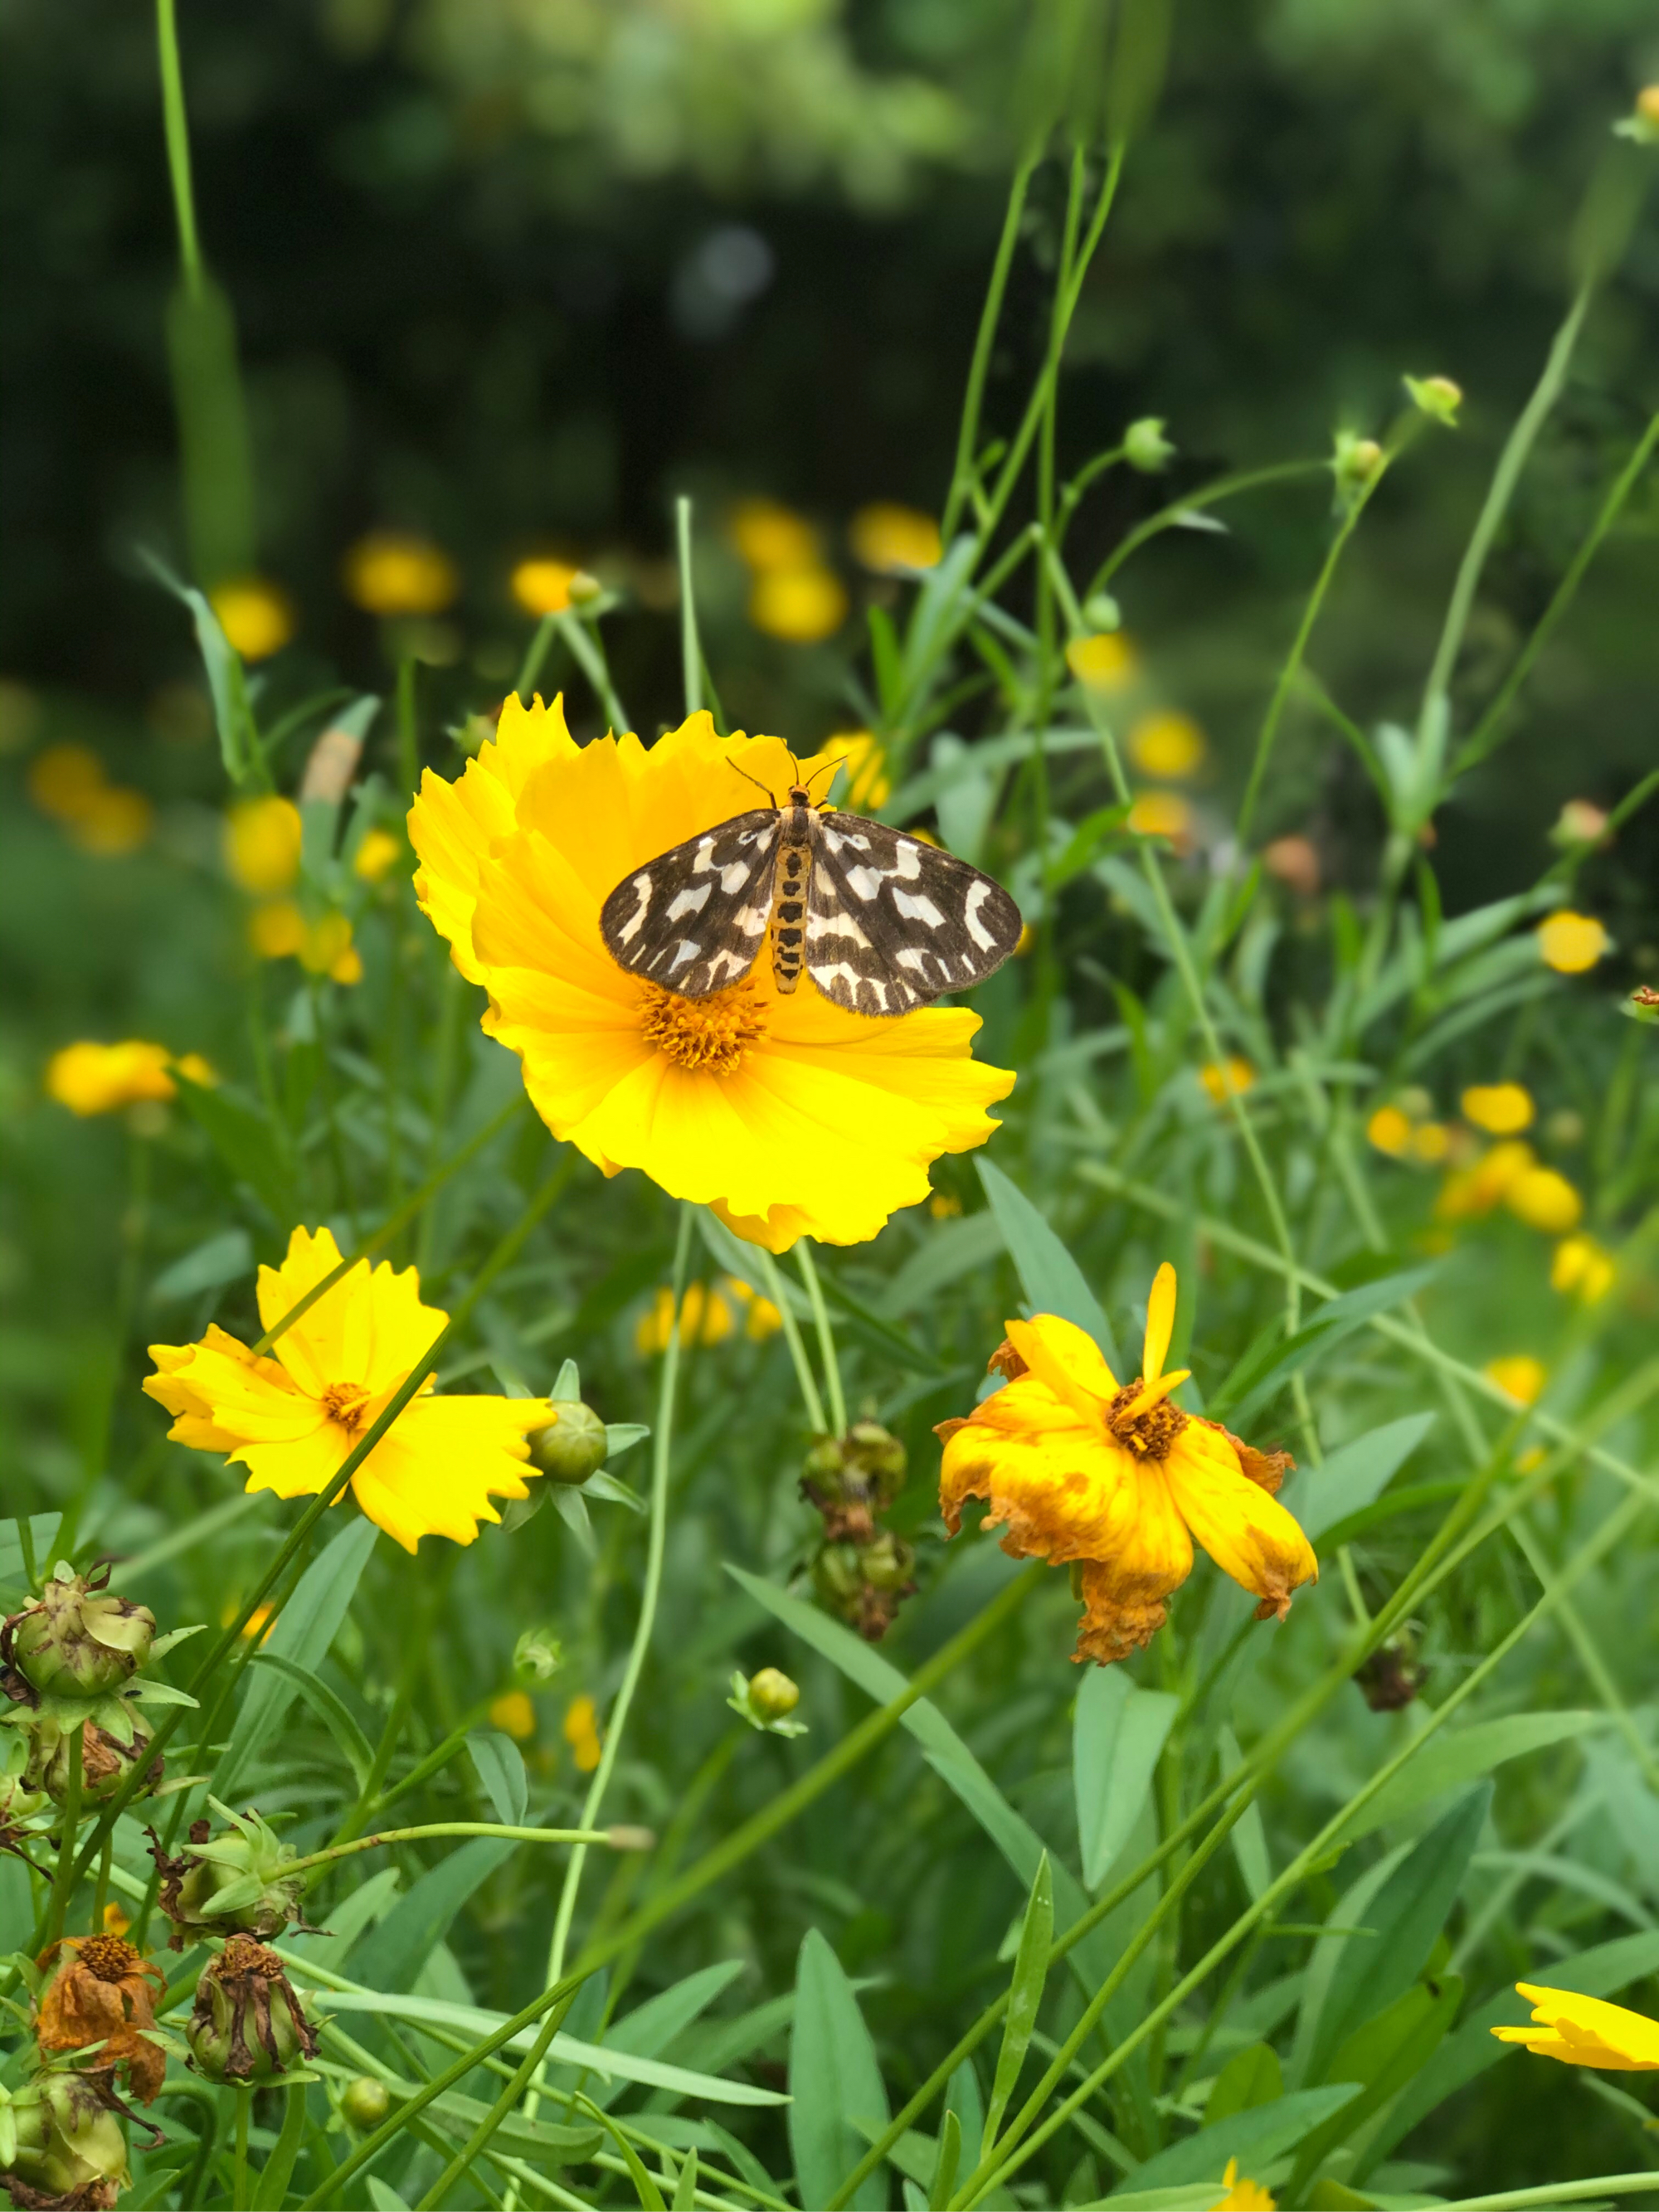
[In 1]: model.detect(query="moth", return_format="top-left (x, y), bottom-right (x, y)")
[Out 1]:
top-left (599, 760), bottom-right (1023, 1018)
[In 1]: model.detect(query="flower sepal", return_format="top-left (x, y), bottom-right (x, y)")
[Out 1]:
top-left (148, 1802), bottom-right (309, 1950)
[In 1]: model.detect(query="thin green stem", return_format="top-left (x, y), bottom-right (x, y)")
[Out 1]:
top-left (676, 497), bottom-right (703, 717)
top-left (757, 1248), bottom-right (827, 1434)
top-left (92, 1833), bottom-right (113, 1933)
top-left (41, 1728), bottom-right (83, 1949)
top-left (515, 613), bottom-right (562, 699)
top-left (1085, 461), bottom-right (1326, 600)
top-left (233, 2085), bottom-right (250, 2211)
top-left (1440, 2179), bottom-right (1659, 2211)
top-left (153, 0), bottom-right (203, 296)
top-left (285, 1823), bottom-right (625, 1884)
top-left (795, 1242), bottom-right (848, 1437)
top-left (554, 611), bottom-right (630, 736)
top-left (365, 1701), bottom-right (493, 1820)
top-left (940, 156), bottom-right (1037, 544)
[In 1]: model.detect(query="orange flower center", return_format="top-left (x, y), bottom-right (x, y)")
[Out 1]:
top-left (78, 1934), bottom-right (144, 1984)
top-left (639, 980), bottom-right (768, 1077)
top-left (1107, 1381), bottom-right (1188, 1461)
top-left (321, 1381), bottom-right (371, 1432)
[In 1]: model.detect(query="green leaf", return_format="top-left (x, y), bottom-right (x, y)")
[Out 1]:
top-left (1305, 1787), bottom-right (1489, 2083)
top-left (867, 605), bottom-right (903, 719)
top-left (1291, 1413), bottom-right (1438, 1544)
top-left (789, 1928), bottom-right (889, 2212)
top-left (1335, 1713), bottom-right (1604, 1845)
top-left (170, 1072), bottom-right (296, 1226)
top-left (976, 1158), bottom-right (1121, 1369)
top-left (138, 547), bottom-right (255, 782)
top-left (1219, 1726), bottom-right (1271, 1903)
top-left (365, 2180), bottom-right (411, 2212)
top-left (349, 1836), bottom-right (515, 1993)
top-left (0, 1514), bottom-right (63, 1595)
top-left (1204, 2041), bottom-right (1283, 2124)
top-left (587, 1961), bottom-right (747, 2110)
top-left (928, 2108), bottom-right (961, 2210)
top-left (1106, 2084), bottom-right (1362, 2193)
top-left (670, 2146), bottom-right (699, 2210)
top-left (249, 1650), bottom-right (374, 1788)
top-left (1292, 1975), bottom-right (1461, 2190)
top-left (573, 2094), bottom-right (666, 2210)
top-left (251, 2079), bottom-right (309, 2210)
top-left (1215, 1268), bottom-right (1439, 1427)
top-left (983, 1853), bottom-right (1052, 2148)
top-left (467, 1731), bottom-right (528, 1829)
top-left (149, 1229), bottom-right (254, 1305)
top-left (219, 1518), bottom-right (378, 1794)
top-left (878, 1213), bottom-right (1005, 1319)
top-left (1073, 1667), bottom-right (1177, 1889)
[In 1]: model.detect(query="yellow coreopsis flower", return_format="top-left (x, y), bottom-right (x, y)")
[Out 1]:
top-left (226, 797), bottom-right (303, 897)
top-left (1552, 1234), bottom-right (1615, 1303)
top-left (46, 1041), bottom-right (215, 1117)
top-left (209, 577), bottom-right (296, 663)
top-left (510, 558), bottom-right (579, 617)
top-left (1538, 910), bottom-right (1609, 975)
top-left (1494, 1984), bottom-right (1659, 2069)
top-left (728, 498), bottom-right (819, 573)
top-left (749, 566), bottom-right (849, 643)
top-left (1199, 1057), bottom-right (1254, 1106)
top-left (1065, 632), bottom-right (1138, 692)
top-left (1214, 2161), bottom-right (1275, 2210)
top-left (1505, 1164), bottom-right (1583, 1234)
top-left (564, 1694), bottom-right (603, 1773)
top-left (343, 532), bottom-right (460, 617)
top-left (801, 729), bottom-right (890, 810)
top-left (1128, 711), bottom-right (1206, 780)
top-left (1126, 791), bottom-right (1193, 848)
top-left (144, 1226), bottom-right (553, 1553)
top-left (353, 828), bottom-right (402, 883)
top-left (849, 502), bottom-right (942, 575)
top-left (1484, 1354), bottom-right (1546, 1407)
top-left (1461, 1082), bottom-right (1534, 1135)
top-left (489, 1689), bottom-right (536, 1741)
top-left (937, 1265), bottom-right (1317, 1664)
top-left (407, 698), bottom-right (1014, 1252)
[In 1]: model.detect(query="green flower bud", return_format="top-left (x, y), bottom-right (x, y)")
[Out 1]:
top-left (2, 2074), bottom-right (129, 2201)
top-left (844, 1422), bottom-right (907, 1502)
top-left (528, 1401), bottom-right (609, 1486)
top-left (1124, 417), bottom-right (1175, 473)
top-left (567, 569), bottom-right (605, 607)
top-left (811, 1543), bottom-right (865, 1612)
top-left (187, 1935), bottom-right (318, 2083)
top-left (747, 1668), bottom-right (800, 1721)
top-left (341, 2075), bottom-right (393, 2131)
top-left (152, 1809), bottom-right (303, 1944)
top-left (1404, 373), bottom-right (1462, 425)
top-left (1331, 430), bottom-right (1384, 505)
top-left (1613, 85), bottom-right (1659, 144)
top-left (1080, 591), bottom-right (1122, 633)
top-left (6, 1569), bottom-right (155, 1698)
top-left (513, 1624), bottom-right (565, 1683)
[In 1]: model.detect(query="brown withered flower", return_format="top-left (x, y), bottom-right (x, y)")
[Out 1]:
top-left (34, 1934), bottom-right (168, 2107)
top-left (186, 1935), bottom-right (318, 2083)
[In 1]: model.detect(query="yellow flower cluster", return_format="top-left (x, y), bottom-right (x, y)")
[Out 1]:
top-left (224, 795), bottom-right (364, 984)
top-left (407, 696), bottom-right (1013, 1251)
top-left (635, 1278), bottom-right (784, 1354)
top-left (729, 498), bottom-right (848, 643)
top-left (937, 1264), bottom-right (1316, 1663)
top-left (145, 1226), bottom-right (555, 1551)
top-left (563, 1694), bottom-right (603, 1772)
top-left (27, 744), bottom-right (153, 856)
top-left (46, 1041), bottom-right (215, 1118)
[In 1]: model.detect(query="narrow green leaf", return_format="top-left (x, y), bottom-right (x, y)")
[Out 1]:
top-left (927, 2108), bottom-right (961, 2210)
top-left (149, 1228), bottom-right (253, 1305)
top-left (1204, 2042), bottom-right (1283, 2125)
top-left (1290, 1413), bottom-right (1438, 1543)
top-left (467, 1731), bottom-right (528, 1829)
top-left (251, 2080), bottom-right (309, 2210)
top-left (976, 1158), bottom-right (1121, 1369)
top-left (251, 1650), bottom-right (374, 1787)
top-left (1335, 1714), bottom-right (1604, 1845)
top-left (1216, 1268), bottom-right (1439, 1427)
top-left (171, 1071), bottom-right (295, 1227)
top-left (670, 2146), bottom-right (699, 2210)
top-left (574, 2094), bottom-right (667, 2210)
top-left (1292, 1976), bottom-right (1462, 2194)
top-left (1107, 2083), bottom-right (1361, 2193)
top-left (348, 1837), bottom-right (515, 1994)
top-left (789, 1929), bottom-right (889, 2212)
top-left (219, 1518), bottom-right (378, 1794)
top-left (1219, 1726), bottom-right (1271, 1903)
top-left (983, 1853), bottom-right (1053, 2150)
top-left (1073, 1667), bottom-right (1177, 1889)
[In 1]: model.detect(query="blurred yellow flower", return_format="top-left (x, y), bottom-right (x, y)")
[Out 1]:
top-left (1538, 910), bottom-right (1610, 975)
top-left (70, 787), bottom-right (153, 856)
top-left (849, 502), bottom-right (941, 575)
top-left (489, 1689), bottom-right (536, 1740)
top-left (1126, 791), bottom-right (1192, 846)
top-left (1214, 2161), bottom-right (1275, 2211)
top-left (1065, 632), bottom-right (1138, 692)
top-left (563, 1694), bottom-right (603, 1773)
top-left (1484, 1354), bottom-right (1546, 1407)
top-left (1494, 1984), bottom-right (1659, 2069)
top-left (1366, 1104), bottom-right (1413, 1158)
top-left (510, 558), bottom-right (578, 617)
top-left (937, 1265), bottom-right (1316, 1663)
top-left (1014, 921), bottom-right (1035, 956)
top-left (1436, 1140), bottom-right (1535, 1218)
top-left (930, 1190), bottom-right (963, 1219)
top-left (46, 1041), bottom-right (215, 1117)
top-left (1410, 1121), bottom-right (1451, 1164)
top-left (343, 532), bottom-right (460, 617)
top-left (729, 498), bottom-right (818, 572)
top-left (407, 699), bottom-right (1013, 1252)
top-left (749, 566), bottom-right (849, 643)
top-left (226, 796), bottom-right (304, 896)
top-left (800, 728), bottom-right (891, 810)
top-left (635, 1281), bottom-right (735, 1355)
top-left (1552, 1234), bottom-right (1615, 1304)
top-left (1199, 1057), bottom-right (1254, 1106)
top-left (1506, 1166), bottom-right (1583, 1234)
top-left (209, 576), bottom-right (296, 662)
top-left (1129, 711), bottom-right (1206, 780)
top-left (249, 902), bottom-right (362, 983)
top-left (727, 1277), bottom-right (784, 1341)
top-left (28, 744), bottom-right (153, 854)
top-left (144, 1224), bottom-right (553, 1552)
top-left (1462, 1082), bottom-right (1534, 1135)
top-left (101, 1900), bottom-right (132, 1939)
top-left (250, 901), bottom-right (306, 960)
top-left (353, 827), bottom-right (402, 882)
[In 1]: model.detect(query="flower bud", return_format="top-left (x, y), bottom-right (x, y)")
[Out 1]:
top-left (2, 2073), bottom-right (130, 2202)
top-left (6, 1569), bottom-right (155, 1698)
top-left (1331, 431), bottom-right (1384, 497)
top-left (151, 1810), bottom-right (304, 1947)
top-left (1080, 591), bottom-right (1121, 633)
top-left (528, 1400), bottom-right (609, 1487)
top-left (1404, 373), bottom-right (1462, 425)
top-left (567, 569), bottom-right (604, 607)
top-left (513, 1624), bottom-right (565, 1683)
top-left (1613, 85), bottom-right (1659, 145)
top-left (1124, 417), bottom-right (1175, 473)
top-left (341, 2075), bottom-right (392, 2131)
top-left (727, 1668), bottom-right (808, 1737)
top-left (187, 1935), bottom-right (318, 2083)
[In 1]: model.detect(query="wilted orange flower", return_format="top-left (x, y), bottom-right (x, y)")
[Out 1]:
top-left (1494, 1983), bottom-right (1659, 2069)
top-left (145, 1225), bottom-right (554, 1552)
top-left (36, 1933), bottom-right (168, 2105)
top-left (937, 1264), bottom-right (1316, 1663)
top-left (407, 698), bottom-right (1014, 1251)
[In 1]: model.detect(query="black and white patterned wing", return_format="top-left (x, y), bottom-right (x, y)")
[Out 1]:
top-left (600, 810), bottom-right (780, 997)
top-left (805, 814), bottom-right (1023, 1018)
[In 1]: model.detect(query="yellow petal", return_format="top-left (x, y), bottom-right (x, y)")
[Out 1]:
top-left (1003, 1316), bottom-right (1114, 1424)
top-left (1163, 1424), bottom-right (1318, 1616)
top-left (346, 1395), bottom-right (547, 1553)
top-left (1074, 1467), bottom-right (1194, 1662)
top-left (255, 1226), bottom-right (446, 1399)
top-left (940, 1394), bottom-right (1139, 1564)
top-left (1143, 1262), bottom-right (1178, 1383)
top-left (1511, 1985), bottom-right (1659, 2069)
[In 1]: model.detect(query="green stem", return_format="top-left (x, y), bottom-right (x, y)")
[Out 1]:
top-left (756, 1249), bottom-right (827, 1434)
top-left (153, 0), bottom-right (203, 296)
top-left (41, 1728), bottom-right (83, 1948)
top-left (515, 613), bottom-right (562, 699)
top-left (285, 1821), bottom-right (626, 1883)
top-left (1083, 460), bottom-right (1327, 600)
top-left (554, 611), bottom-right (629, 737)
top-left (233, 2084), bottom-right (251, 2211)
top-left (1439, 2179), bottom-right (1659, 2211)
top-left (93, 1833), bottom-right (113, 1932)
top-left (795, 1243), bottom-right (848, 1436)
top-left (675, 498), bottom-right (703, 717)
top-left (416, 1994), bottom-right (577, 2212)
top-left (940, 157), bottom-right (1037, 543)
top-left (396, 657), bottom-right (419, 795)
top-left (365, 1701), bottom-right (494, 1820)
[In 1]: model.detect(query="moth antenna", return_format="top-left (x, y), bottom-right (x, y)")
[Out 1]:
top-left (805, 755), bottom-right (849, 802)
top-left (727, 758), bottom-right (779, 804)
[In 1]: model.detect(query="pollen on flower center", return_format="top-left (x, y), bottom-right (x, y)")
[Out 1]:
top-left (639, 980), bottom-right (769, 1076)
top-left (79, 1935), bottom-right (144, 1984)
top-left (1107, 1381), bottom-right (1188, 1460)
top-left (322, 1381), bottom-right (371, 1432)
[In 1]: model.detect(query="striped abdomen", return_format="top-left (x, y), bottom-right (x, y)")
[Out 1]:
top-left (769, 795), bottom-right (814, 992)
